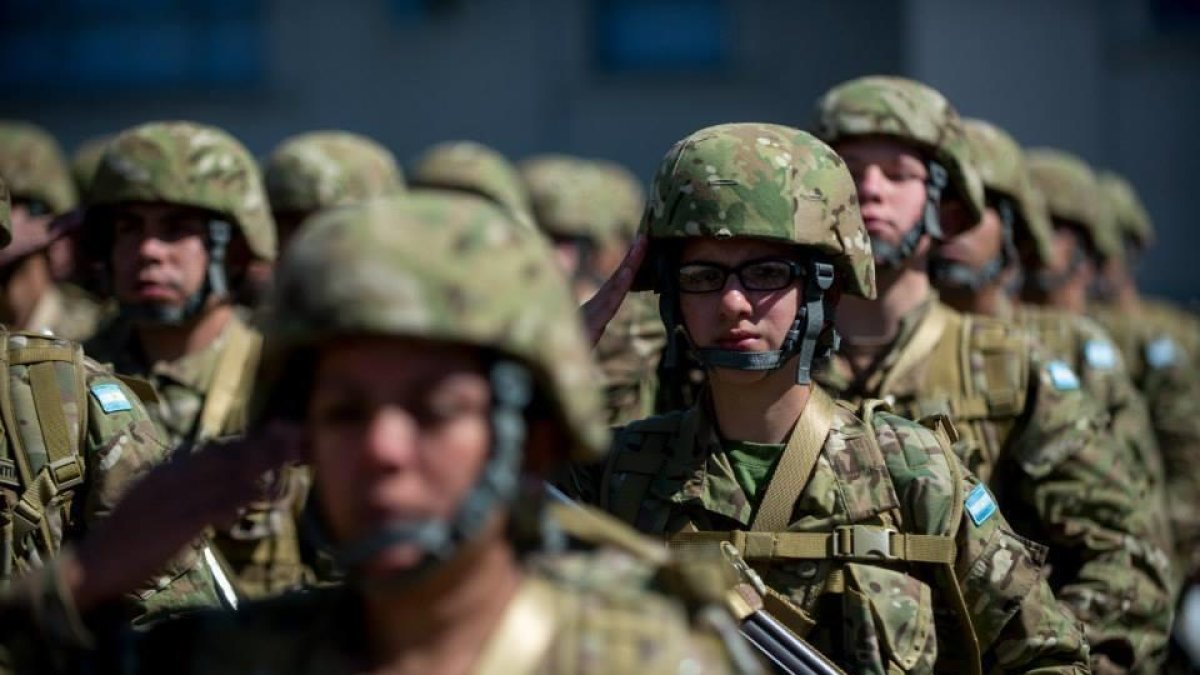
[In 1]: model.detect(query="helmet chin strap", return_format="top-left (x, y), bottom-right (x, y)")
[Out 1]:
top-left (872, 160), bottom-right (948, 271)
top-left (309, 359), bottom-right (531, 587)
top-left (660, 257), bottom-right (838, 386)
top-left (929, 198), bottom-right (1019, 292)
top-left (120, 219), bottom-right (233, 326)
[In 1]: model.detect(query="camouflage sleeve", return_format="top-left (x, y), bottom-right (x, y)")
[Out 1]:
top-left (79, 362), bottom-right (225, 625)
top-left (954, 475), bottom-right (1091, 673)
top-left (1004, 355), bottom-right (1171, 672)
top-left (1142, 342), bottom-right (1200, 582)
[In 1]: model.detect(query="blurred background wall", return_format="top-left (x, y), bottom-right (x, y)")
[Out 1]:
top-left (2, 0), bottom-right (1197, 299)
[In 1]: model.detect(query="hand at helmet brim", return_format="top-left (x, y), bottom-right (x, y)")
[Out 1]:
top-left (580, 234), bottom-right (646, 347)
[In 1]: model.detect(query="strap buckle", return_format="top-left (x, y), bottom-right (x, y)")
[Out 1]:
top-left (48, 456), bottom-right (84, 491)
top-left (832, 525), bottom-right (898, 561)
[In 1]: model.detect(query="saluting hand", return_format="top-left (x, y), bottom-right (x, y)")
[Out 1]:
top-left (580, 234), bottom-right (647, 347)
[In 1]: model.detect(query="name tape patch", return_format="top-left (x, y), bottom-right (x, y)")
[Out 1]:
top-left (1046, 360), bottom-right (1080, 391)
top-left (91, 383), bottom-right (132, 414)
top-left (966, 483), bottom-right (997, 526)
top-left (1146, 337), bottom-right (1178, 370)
top-left (1084, 340), bottom-right (1117, 371)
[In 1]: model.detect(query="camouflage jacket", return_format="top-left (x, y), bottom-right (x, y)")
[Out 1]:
top-left (85, 311), bottom-right (309, 599)
top-left (123, 537), bottom-right (745, 674)
top-left (23, 284), bottom-right (105, 344)
top-left (592, 290), bottom-right (667, 426)
top-left (564, 386), bottom-right (1090, 674)
top-left (1091, 302), bottom-right (1200, 583)
top-left (818, 294), bottom-right (1171, 673)
top-left (0, 331), bottom-right (223, 670)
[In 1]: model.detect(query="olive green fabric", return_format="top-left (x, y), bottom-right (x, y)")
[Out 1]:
top-left (637, 122), bottom-right (875, 299)
top-left (961, 118), bottom-right (1055, 266)
top-left (89, 121), bottom-right (277, 261)
top-left (812, 76), bottom-right (985, 222)
top-left (259, 192), bottom-right (608, 462)
top-left (722, 440), bottom-right (783, 507)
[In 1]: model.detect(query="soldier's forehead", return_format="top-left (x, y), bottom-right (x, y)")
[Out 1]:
top-left (834, 136), bottom-right (926, 163)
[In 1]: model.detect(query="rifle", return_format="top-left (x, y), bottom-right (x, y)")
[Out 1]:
top-left (720, 542), bottom-right (846, 675)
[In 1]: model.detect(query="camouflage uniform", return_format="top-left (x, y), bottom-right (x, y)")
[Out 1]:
top-left (263, 130), bottom-right (405, 247)
top-left (124, 192), bottom-right (747, 675)
top-left (566, 122), bottom-right (1090, 673)
top-left (812, 78), bottom-right (1167, 672)
top-left (0, 177), bottom-right (223, 671)
top-left (519, 154), bottom-right (666, 425)
top-left (1029, 152), bottom-right (1200, 585)
top-left (0, 121), bottom-right (104, 341)
top-left (83, 122), bottom-right (307, 600)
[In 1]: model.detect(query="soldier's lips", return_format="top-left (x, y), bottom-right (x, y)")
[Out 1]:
top-left (863, 218), bottom-right (895, 236)
top-left (134, 283), bottom-right (178, 301)
top-left (714, 334), bottom-right (760, 350)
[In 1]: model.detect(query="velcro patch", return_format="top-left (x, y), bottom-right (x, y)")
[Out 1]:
top-left (1084, 340), bottom-right (1117, 371)
top-left (966, 483), bottom-right (997, 526)
top-left (1146, 337), bottom-right (1178, 370)
top-left (90, 383), bottom-right (132, 414)
top-left (1046, 361), bottom-right (1080, 391)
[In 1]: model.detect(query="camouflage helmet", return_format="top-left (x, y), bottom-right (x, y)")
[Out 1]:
top-left (264, 131), bottom-right (405, 214)
top-left (961, 118), bottom-right (1055, 265)
top-left (71, 134), bottom-right (114, 201)
top-left (588, 158), bottom-right (646, 243)
top-left (812, 76), bottom-right (985, 223)
top-left (0, 121), bottom-right (77, 216)
top-left (262, 191), bottom-right (607, 462)
top-left (638, 122), bottom-right (874, 299)
top-left (1098, 170), bottom-right (1154, 250)
top-left (1026, 148), bottom-right (1122, 262)
top-left (518, 154), bottom-right (643, 247)
top-left (89, 121), bottom-right (277, 261)
top-left (409, 141), bottom-right (534, 228)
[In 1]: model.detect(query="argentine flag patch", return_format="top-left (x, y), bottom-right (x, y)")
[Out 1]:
top-left (1146, 337), bottom-right (1178, 370)
top-left (1084, 340), bottom-right (1117, 371)
top-left (966, 483), bottom-right (997, 526)
top-left (91, 383), bottom-right (132, 414)
top-left (1046, 361), bottom-right (1080, 391)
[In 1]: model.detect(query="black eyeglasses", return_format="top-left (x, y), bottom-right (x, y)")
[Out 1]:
top-left (676, 258), bottom-right (806, 294)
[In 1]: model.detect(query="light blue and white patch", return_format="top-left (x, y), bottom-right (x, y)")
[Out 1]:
top-left (1084, 340), bottom-right (1118, 371)
top-left (91, 383), bottom-right (132, 414)
top-left (966, 483), bottom-right (997, 526)
top-left (1146, 337), bottom-right (1178, 370)
top-left (1046, 361), bottom-right (1080, 391)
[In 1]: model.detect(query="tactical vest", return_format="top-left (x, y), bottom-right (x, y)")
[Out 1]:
top-left (880, 303), bottom-right (1029, 483)
top-left (598, 389), bottom-right (987, 674)
top-left (0, 329), bottom-right (92, 585)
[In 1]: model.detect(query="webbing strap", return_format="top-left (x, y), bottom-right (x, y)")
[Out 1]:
top-left (750, 386), bottom-right (837, 531)
top-left (669, 527), bottom-right (956, 565)
top-left (195, 319), bottom-right (260, 443)
top-left (473, 576), bottom-right (559, 675)
top-left (9, 346), bottom-right (75, 365)
top-left (27, 363), bottom-right (81, 489)
top-left (879, 302), bottom-right (951, 396)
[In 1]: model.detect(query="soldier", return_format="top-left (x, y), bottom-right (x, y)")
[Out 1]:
top-left (565, 121), bottom-right (1090, 672)
top-left (263, 130), bottom-right (406, 251)
top-left (70, 135), bottom-right (113, 200)
top-left (82, 121), bottom-right (307, 599)
top-left (938, 120), bottom-right (1176, 663)
top-left (519, 154), bottom-right (666, 425)
top-left (103, 191), bottom-right (751, 674)
top-left (810, 76), bottom-right (1164, 673)
top-left (0, 174), bottom-right (228, 671)
top-left (0, 121), bottom-right (104, 341)
top-left (1028, 152), bottom-right (1200, 588)
top-left (408, 140), bottom-right (536, 229)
